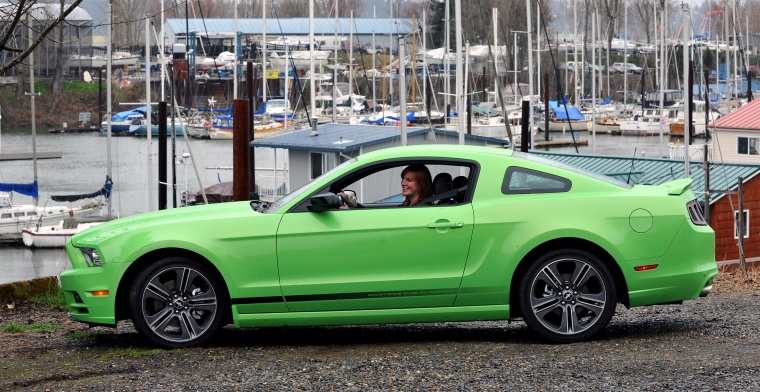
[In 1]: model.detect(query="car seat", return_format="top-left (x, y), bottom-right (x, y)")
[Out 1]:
top-left (432, 173), bottom-right (455, 204)
top-left (452, 176), bottom-right (469, 203)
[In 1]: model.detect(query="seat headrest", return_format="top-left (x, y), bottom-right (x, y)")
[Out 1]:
top-left (432, 173), bottom-right (453, 195)
top-left (453, 176), bottom-right (469, 189)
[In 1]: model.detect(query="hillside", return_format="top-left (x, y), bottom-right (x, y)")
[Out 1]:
top-left (0, 80), bottom-right (145, 129)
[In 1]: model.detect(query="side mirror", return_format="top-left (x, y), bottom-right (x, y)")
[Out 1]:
top-left (307, 193), bottom-right (342, 212)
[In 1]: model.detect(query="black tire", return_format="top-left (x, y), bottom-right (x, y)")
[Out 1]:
top-left (129, 256), bottom-right (228, 348)
top-left (518, 249), bottom-right (616, 343)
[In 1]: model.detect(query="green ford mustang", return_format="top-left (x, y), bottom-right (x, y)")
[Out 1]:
top-left (60, 145), bottom-right (718, 348)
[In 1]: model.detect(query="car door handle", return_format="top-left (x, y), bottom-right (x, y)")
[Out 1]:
top-left (426, 221), bottom-right (464, 229)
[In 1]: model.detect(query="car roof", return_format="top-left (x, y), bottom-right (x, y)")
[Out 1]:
top-left (357, 145), bottom-right (515, 162)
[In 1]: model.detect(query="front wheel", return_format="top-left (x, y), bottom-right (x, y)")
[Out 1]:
top-left (129, 257), bottom-right (228, 348)
top-left (518, 249), bottom-right (617, 343)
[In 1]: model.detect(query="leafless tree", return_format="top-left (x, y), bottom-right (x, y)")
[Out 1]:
top-left (0, 0), bottom-right (85, 74)
top-left (632, 0), bottom-right (656, 44)
top-left (314, 0), bottom-right (365, 18)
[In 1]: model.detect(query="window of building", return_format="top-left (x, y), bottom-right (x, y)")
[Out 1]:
top-left (734, 209), bottom-right (750, 239)
top-left (310, 152), bottom-right (336, 180)
top-left (737, 136), bottom-right (760, 155)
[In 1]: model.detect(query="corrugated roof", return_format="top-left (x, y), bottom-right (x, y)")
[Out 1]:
top-left (165, 18), bottom-right (412, 37)
top-left (250, 123), bottom-right (508, 153)
top-left (708, 98), bottom-right (760, 130)
top-left (531, 151), bottom-right (760, 205)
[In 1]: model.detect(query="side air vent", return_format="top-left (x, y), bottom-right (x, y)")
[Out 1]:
top-left (687, 200), bottom-right (707, 226)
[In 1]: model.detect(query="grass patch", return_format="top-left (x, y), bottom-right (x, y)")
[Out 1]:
top-left (62, 81), bottom-right (100, 94)
top-left (0, 323), bottom-right (25, 333)
top-left (0, 322), bottom-right (62, 333)
top-left (29, 280), bottom-right (67, 310)
top-left (101, 347), bottom-right (164, 359)
top-left (65, 330), bottom-right (94, 339)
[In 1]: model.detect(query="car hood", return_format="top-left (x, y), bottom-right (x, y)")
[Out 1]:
top-left (70, 201), bottom-right (261, 247)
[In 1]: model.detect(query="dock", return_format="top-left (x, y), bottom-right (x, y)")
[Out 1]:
top-left (0, 151), bottom-right (63, 161)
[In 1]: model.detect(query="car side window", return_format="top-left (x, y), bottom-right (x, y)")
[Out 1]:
top-left (341, 163), bottom-right (472, 207)
top-left (502, 167), bottom-right (571, 195)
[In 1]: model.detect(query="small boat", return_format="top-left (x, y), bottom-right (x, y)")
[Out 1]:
top-left (209, 115), bottom-right (285, 140)
top-left (0, 177), bottom-right (109, 243)
top-left (547, 105), bottom-right (591, 132)
top-left (22, 217), bottom-right (106, 248)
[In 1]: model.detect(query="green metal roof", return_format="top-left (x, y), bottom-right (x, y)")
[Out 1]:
top-left (530, 151), bottom-right (760, 205)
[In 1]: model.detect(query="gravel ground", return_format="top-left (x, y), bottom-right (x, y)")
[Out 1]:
top-left (1, 270), bottom-right (759, 391)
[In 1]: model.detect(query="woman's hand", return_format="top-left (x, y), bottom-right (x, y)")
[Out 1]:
top-left (338, 192), bottom-right (358, 209)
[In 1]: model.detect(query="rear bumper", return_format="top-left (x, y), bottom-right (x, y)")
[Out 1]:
top-left (624, 220), bottom-right (718, 307)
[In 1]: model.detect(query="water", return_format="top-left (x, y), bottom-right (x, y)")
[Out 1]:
top-left (0, 128), bottom-right (284, 284)
top-left (0, 127), bottom-right (676, 284)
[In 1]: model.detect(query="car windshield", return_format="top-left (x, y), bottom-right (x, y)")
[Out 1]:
top-left (263, 158), bottom-right (357, 214)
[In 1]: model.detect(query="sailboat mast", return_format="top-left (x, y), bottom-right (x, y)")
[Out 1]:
top-left (682, 3), bottom-right (690, 176)
top-left (422, 11), bottom-right (427, 113)
top-left (493, 9), bottom-right (498, 99)
top-left (262, 0), bottom-right (267, 104)
top-left (388, 0), bottom-right (393, 108)
top-left (399, 36), bottom-right (407, 145)
top-left (233, 0), bottom-right (238, 99)
top-left (349, 10), bottom-right (354, 118)
top-left (161, 0), bottom-right (165, 100)
top-left (592, 12), bottom-right (597, 153)
top-left (333, 0), bottom-right (338, 122)
top-left (444, 0), bottom-right (450, 114)
top-left (658, 0), bottom-right (665, 158)
top-left (310, 0), bottom-right (315, 118)
top-left (624, 0), bottom-right (628, 108)
top-left (27, 15), bottom-right (37, 206)
top-left (526, 0), bottom-right (534, 146)
top-left (146, 15), bottom-right (154, 211)
top-left (455, 0), bottom-right (464, 144)
top-left (107, 0), bottom-right (113, 217)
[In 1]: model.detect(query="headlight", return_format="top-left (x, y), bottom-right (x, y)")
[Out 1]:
top-left (81, 247), bottom-right (103, 267)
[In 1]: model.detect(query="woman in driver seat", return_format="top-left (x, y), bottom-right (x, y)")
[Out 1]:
top-left (340, 164), bottom-right (433, 208)
top-left (399, 164), bottom-right (433, 206)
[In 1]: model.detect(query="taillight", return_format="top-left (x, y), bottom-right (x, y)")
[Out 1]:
top-left (687, 199), bottom-right (707, 226)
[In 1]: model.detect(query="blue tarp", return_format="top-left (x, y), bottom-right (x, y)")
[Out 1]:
top-left (254, 101), bottom-right (267, 115)
top-left (197, 104), bottom-right (233, 115)
top-left (111, 107), bottom-right (146, 122)
top-left (553, 107), bottom-right (586, 121)
top-left (0, 181), bottom-right (39, 199)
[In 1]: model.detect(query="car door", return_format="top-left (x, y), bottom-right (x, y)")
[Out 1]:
top-left (276, 191), bottom-right (474, 312)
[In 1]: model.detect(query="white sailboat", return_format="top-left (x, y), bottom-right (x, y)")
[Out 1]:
top-left (21, 214), bottom-right (107, 248)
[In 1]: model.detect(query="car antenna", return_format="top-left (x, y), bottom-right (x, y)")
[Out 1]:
top-left (627, 147), bottom-right (637, 184)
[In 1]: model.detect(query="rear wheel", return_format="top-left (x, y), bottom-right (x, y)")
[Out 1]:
top-left (518, 249), bottom-right (616, 343)
top-left (129, 257), bottom-right (227, 348)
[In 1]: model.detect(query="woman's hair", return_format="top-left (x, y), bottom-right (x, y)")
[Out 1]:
top-left (400, 164), bottom-right (433, 206)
